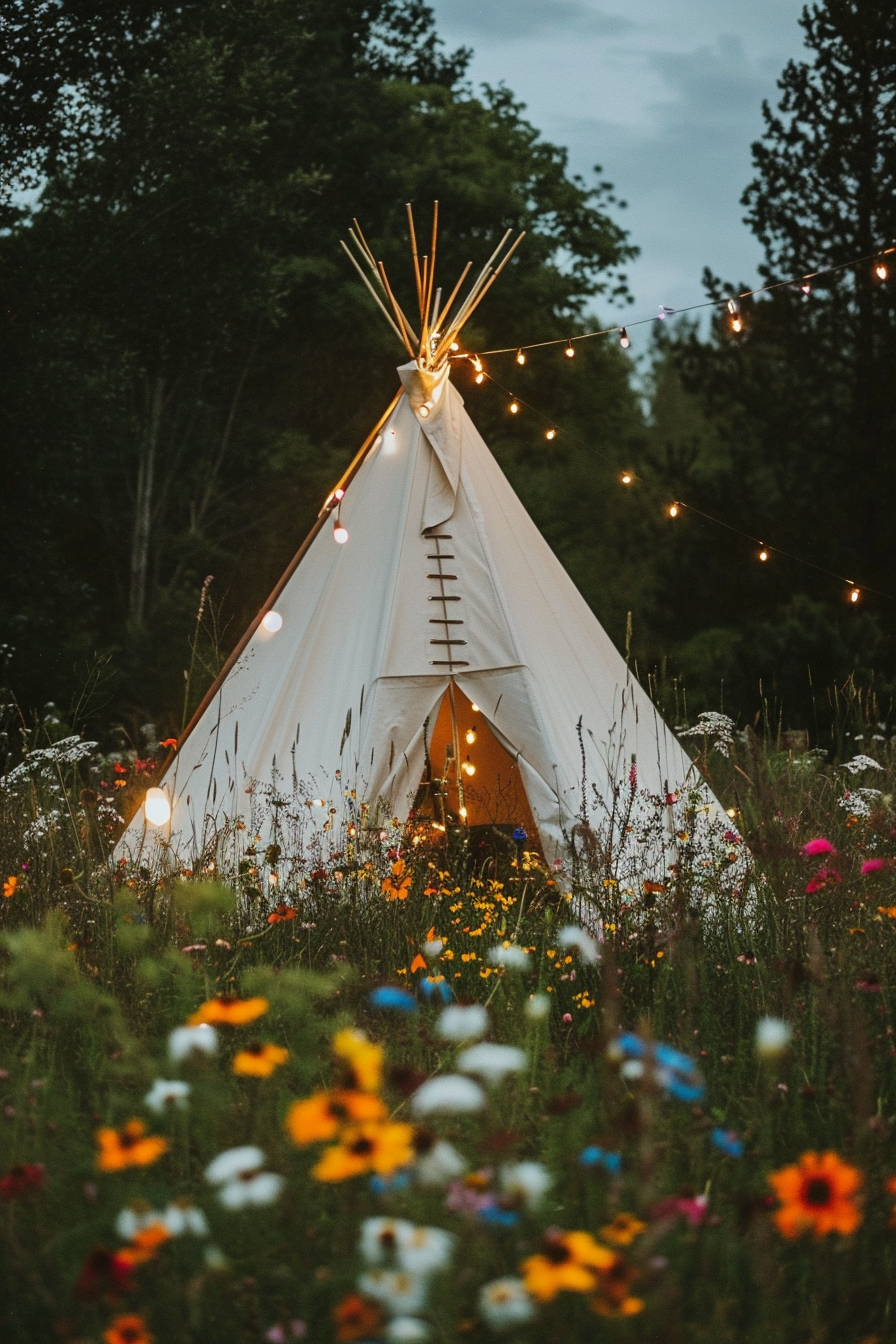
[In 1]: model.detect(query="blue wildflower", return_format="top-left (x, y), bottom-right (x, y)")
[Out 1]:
top-left (711, 1128), bottom-right (744, 1158)
top-left (370, 1169), bottom-right (413, 1195)
top-left (512, 827), bottom-right (528, 843)
top-left (579, 1145), bottom-right (623, 1175)
top-left (478, 1205), bottom-right (520, 1228)
top-left (369, 986), bottom-right (417, 1012)
top-left (419, 975), bottom-right (454, 1004)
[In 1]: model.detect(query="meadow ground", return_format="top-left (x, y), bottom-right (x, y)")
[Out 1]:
top-left (2, 704), bottom-right (896, 1343)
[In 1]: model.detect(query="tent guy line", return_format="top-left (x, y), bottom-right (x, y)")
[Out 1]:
top-left (470, 364), bottom-right (895, 606)
top-left (460, 242), bottom-right (896, 358)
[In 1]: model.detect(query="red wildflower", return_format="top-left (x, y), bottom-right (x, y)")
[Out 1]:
top-left (267, 903), bottom-right (297, 924)
top-left (159, 738), bottom-right (178, 749)
top-left (803, 838), bottom-right (836, 857)
top-left (805, 866), bottom-right (841, 894)
top-left (0, 1162), bottom-right (46, 1199)
top-left (74, 1248), bottom-right (135, 1302)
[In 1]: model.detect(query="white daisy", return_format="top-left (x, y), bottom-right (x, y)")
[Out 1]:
top-left (478, 1278), bottom-right (536, 1331)
top-left (385, 1318), bottom-right (431, 1342)
top-left (398, 1225), bottom-right (455, 1276)
top-left (415, 1139), bottom-right (467, 1187)
top-left (456, 1042), bottom-right (527, 1085)
top-left (205, 1146), bottom-right (266, 1185)
top-left (499, 1161), bottom-right (552, 1210)
top-left (162, 1200), bottom-right (209, 1236)
top-left (168, 1023), bottom-right (218, 1061)
top-left (524, 993), bottom-right (550, 1021)
top-left (144, 1078), bottom-right (191, 1114)
top-left (357, 1269), bottom-right (428, 1317)
top-left (359, 1217), bottom-right (417, 1266)
top-left (217, 1170), bottom-right (284, 1209)
top-left (411, 1075), bottom-right (486, 1116)
top-left (115, 1203), bottom-right (160, 1240)
top-left (557, 925), bottom-right (600, 965)
top-left (436, 1004), bottom-right (489, 1042)
top-left (487, 944), bottom-right (530, 970)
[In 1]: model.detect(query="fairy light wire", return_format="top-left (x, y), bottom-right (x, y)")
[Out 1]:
top-left (468, 366), bottom-right (894, 603)
top-left (457, 242), bottom-right (896, 359)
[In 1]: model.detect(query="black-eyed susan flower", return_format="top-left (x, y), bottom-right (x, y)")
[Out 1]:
top-left (591, 1255), bottom-right (644, 1316)
top-left (103, 1314), bottom-right (153, 1344)
top-left (187, 995), bottom-right (268, 1027)
top-left (768, 1151), bottom-right (862, 1238)
top-left (599, 1213), bottom-right (646, 1246)
top-left (96, 1120), bottom-right (168, 1173)
top-left (312, 1121), bottom-right (416, 1182)
top-left (333, 1027), bottom-right (383, 1092)
top-left (520, 1231), bottom-right (616, 1301)
top-left (233, 1042), bottom-right (290, 1077)
top-left (285, 1090), bottom-right (387, 1145)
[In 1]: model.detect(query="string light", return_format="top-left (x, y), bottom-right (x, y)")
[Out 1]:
top-left (800, 282), bottom-right (812, 295)
top-left (758, 547), bottom-right (769, 562)
top-left (727, 298), bottom-right (743, 334)
top-left (667, 502), bottom-right (680, 518)
top-left (261, 610), bottom-right (283, 633)
top-left (516, 348), bottom-right (526, 365)
top-left (475, 372), bottom-right (484, 384)
top-left (874, 260), bottom-right (889, 282)
top-left (509, 399), bottom-right (519, 414)
top-left (620, 471), bottom-right (633, 486)
top-left (144, 787), bottom-right (171, 827)
top-left (849, 586), bottom-right (861, 603)
top-left (564, 339), bottom-right (575, 359)
top-left (462, 760), bottom-right (476, 776)
top-left (333, 514), bottom-right (349, 544)
top-left (450, 340), bottom-right (459, 351)
top-left (545, 428), bottom-right (557, 441)
top-left (619, 327), bottom-right (630, 349)
top-left (471, 703), bottom-right (480, 712)
top-left (465, 728), bottom-right (477, 744)
top-left (471, 356), bottom-right (483, 372)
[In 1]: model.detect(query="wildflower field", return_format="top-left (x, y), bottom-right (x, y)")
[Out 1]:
top-left (2, 708), bottom-right (896, 1343)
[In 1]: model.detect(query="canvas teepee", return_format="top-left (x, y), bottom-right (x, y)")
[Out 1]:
top-left (119, 206), bottom-right (717, 868)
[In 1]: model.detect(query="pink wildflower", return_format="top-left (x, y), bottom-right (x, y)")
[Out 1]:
top-left (803, 838), bottom-right (836, 857)
top-left (861, 858), bottom-right (888, 875)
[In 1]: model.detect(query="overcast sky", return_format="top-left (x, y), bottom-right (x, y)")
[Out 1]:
top-left (429, 0), bottom-right (808, 327)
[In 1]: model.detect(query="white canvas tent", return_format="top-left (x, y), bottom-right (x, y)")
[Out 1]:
top-left (118, 209), bottom-right (719, 870)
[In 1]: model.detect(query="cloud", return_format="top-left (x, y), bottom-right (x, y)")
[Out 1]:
top-left (434, 0), bottom-right (636, 42)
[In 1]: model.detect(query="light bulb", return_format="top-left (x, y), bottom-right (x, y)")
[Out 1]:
top-left (668, 503), bottom-right (680, 518)
top-left (874, 261), bottom-right (889, 281)
top-left (620, 471), bottom-right (633, 486)
top-left (145, 787), bottom-right (171, 827)
top-left (726, 807), bottom-right (737, 818)
top-left (470, 703), bottom-right (480, 712)
top-left (727, 298), bottom-right (739, 314)
top-left (564, 340), bottom-right (575, 358)
top-left (419, 403), bottom-right (430, 417)
top-left (731, 315), bottom-right (744, 333)
top-left (619, 327), bottom-right (630, 349)
top-left (475, 372), bottom-right (484, 384)
top-left (459, 807), bottom-right (467, 819)
top-left (849, 586), bottom-right (860, 603)
top-left (509, 400), bottom-right (519, 414)
top-left (334, 488), bottom-right (345, 501)
top-left (758, 548), bottom-right (769, 562)
top-left (800, 282), bottom-right (812, 295)
top-left (465, 728), bottom-right (477, 745)
top-left (462, 761), bottom-right (476, 776)
top-left (471, 356), bottom-right (483, 372)
top-left (516, 348), bottom-right (526, 365)
top-left (334, 518), bottom-right (349, 544)
top-left (545, 428), bottom-right (556, 441)
top-left (450, 341), bottom-right (459, 352)
top-left (261, 610), bottom-right (283, 633)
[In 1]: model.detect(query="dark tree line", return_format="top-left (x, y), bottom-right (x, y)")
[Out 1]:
top-left (1, 0), bottom-right (895, 740)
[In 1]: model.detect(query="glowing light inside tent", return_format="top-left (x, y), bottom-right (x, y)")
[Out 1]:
top-left (145, 787), bottom-right (171, 827)
top-left (465, 728), bottom-right (477, 745)
top-left (470, 703), bottom-right (480, 712)
top-left (462, 761), bottom-right (476, 777)
top-left (459, 807), bottom-right (468, 818)
top-left (475, 372), bottom-right (484, 385)
top-left (334, 518), bottom-right (349, 544)
top-left (261, 610), bottom-right (283, 633)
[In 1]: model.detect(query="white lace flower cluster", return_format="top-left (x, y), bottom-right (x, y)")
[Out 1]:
top-left (357, 1218), bottom-right (456, 1342)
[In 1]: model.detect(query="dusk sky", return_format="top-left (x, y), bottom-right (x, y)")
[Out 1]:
top-left (430, 0), bottom-right (808, 326)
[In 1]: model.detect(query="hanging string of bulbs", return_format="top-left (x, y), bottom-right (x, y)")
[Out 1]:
top-left (456, 242), bottom-right (895, 360)
top-left (467, 362), bottom-right (894, 608)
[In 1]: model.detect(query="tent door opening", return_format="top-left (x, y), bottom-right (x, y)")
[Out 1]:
top-left (414, 683), bottom-right (539, 844)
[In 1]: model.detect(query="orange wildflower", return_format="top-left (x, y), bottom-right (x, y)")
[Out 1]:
top-left (232, 1042), bottom-right (290, 1077)
top-left (768, 1150), bottom-right (862, 1238)
top-left (591, 1254), bottom-right (644, 1317)
top-left (312, 1121), bottom-right (415, 1182)
top-left (382, 858), bottom-right (412, 901)
top-left (599, 1213), bottom-right (646, 1247)
top-left (117, 1223), bottom-right (171, 1267)
top-left (103, 1314), bottom-right (153, 1344)
top-left (3, 876), bottom-right (17, 898)
top-left (409, 953), bottom-right (427, 974)
top-left (96, 1121), bottom-right (168, 1173)
top-left (267, 903), bottom-right (297, 923)
top-left (878, 906), bottom-right (896, 918)
top-left (333, 1027), bottom-right (383, 1092)
top-left (333, 1293), bottom-right (384, 1343)
top-left (187, 995), bottom-right (268, 1027)
top-left (521, 1231), bottom-right (616, 1301)
top-left (285, 1090), bottom-right (387, 1145)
